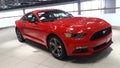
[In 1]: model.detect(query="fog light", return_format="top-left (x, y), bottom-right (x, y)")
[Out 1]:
top-left (73, 47), bottom-right (88, 53)
top-left (76, 47), bottom-right (87, 49)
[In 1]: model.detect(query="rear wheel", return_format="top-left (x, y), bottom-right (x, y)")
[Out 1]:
top-left (48, 36), bottom-right (67, 60)
top-left (16, 28), bottom-right (25, 42)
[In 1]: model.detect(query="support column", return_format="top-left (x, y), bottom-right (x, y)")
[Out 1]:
top-left (78, 0), bottom-right (81, 15)
top-left (23, 8), bottom-right (25, 15)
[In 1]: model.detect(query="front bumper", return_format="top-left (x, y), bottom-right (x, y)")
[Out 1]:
top-left (72, 39), bottom-right (112, 55)
top-left (62, 32), bottom-right (112, 56)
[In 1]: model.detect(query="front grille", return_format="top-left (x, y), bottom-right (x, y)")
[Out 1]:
top-left (90, 27), bottom-right (112, 40)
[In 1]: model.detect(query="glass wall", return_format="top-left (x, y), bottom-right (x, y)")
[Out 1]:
top-left (0, 2), bottom-right (78, 28)
top-left (0, 0), bottom-right (120, 28)
top-left (25, 3), bottom-right (78, 15)
top-left (81, 0), bottom-right (104, 16)
top-left (80, 0), bottom-right (120, 26)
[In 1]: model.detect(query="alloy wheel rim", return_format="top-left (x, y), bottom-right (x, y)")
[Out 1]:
top-left (17, 30), bottom-right (22, 40)
top-left (49, 38), bottom-right (63, 57)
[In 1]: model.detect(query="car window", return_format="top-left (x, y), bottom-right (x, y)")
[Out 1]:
top-left (38, 10), bottom-right (73, 22)
top-left (21, 15), bottom-right (27, 21)
top-left (22, 13), bottom-right (39, 23)
top-left (38, 12), bottom-right (53, 21)
top-left (27, 14), bottom-right (33, 22)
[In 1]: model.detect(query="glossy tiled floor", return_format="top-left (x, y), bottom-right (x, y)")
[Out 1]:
top-left (0, 27), bottom-right (120, 68)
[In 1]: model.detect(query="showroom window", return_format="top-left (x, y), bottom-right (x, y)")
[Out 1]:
top-left (81, 0), bottom-right (116, 15)
top-left (25, 3), bottom-right (78, 15)
top-left (81, 0), bottom-right (104, 16)
top-left (104, 0), bottom-right (116, 14)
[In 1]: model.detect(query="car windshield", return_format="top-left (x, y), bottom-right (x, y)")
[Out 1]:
top-left (38, 10), bottom-right (73, 21)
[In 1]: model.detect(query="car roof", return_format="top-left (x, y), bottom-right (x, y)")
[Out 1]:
top-left (30, 9), bottom-right (59, 14)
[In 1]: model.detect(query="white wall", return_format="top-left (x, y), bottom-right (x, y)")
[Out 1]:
top-left (0, 17), bottom-right (21, 28)
top-left (0, 10), bottom-right (23, 28)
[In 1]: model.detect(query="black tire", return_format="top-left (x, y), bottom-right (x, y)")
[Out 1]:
top-left (16, 28), bottom-right (25, 42)
top-left (48, 36), bottom-right (67, 60)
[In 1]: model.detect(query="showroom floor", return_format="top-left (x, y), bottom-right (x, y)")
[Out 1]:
top-left (0, 27), bottom-right (120, 68)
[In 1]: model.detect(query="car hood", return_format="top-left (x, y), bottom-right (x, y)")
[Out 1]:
top-left (53, 17), bottom-right (111, 33)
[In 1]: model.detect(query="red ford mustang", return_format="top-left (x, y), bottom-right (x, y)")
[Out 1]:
top-left (15, 9), bottom-right (112, 60)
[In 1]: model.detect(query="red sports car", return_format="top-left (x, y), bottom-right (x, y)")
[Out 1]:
top-left (15, 9), bottom-right (112, 60)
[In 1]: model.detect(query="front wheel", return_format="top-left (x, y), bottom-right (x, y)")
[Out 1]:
top-left (16, 28), bottom-right (25, 42)
top-left (48, 36), bottom-right (67, 60)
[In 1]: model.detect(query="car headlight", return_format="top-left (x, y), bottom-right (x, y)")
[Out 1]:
top-left (64, 33), bottom-right (86, 38)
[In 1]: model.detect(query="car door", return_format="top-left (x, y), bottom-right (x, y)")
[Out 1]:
top-left (22, 13), bottom-right (49, 44)
top-left (22, 13), bottom-right (39, 39)
top-left (32, 11), bottom-right (54, 45)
